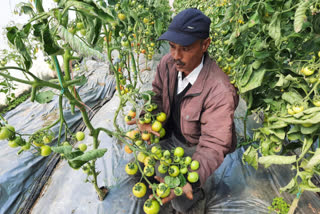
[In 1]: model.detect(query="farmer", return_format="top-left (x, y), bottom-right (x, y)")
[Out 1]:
top-left (131, 8), bottom-right (239, 213)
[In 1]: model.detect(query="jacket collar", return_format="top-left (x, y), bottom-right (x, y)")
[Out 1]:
top-left (167, 52), bottom-right (212, 97)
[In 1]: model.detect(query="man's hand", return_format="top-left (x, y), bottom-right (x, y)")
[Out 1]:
top-left (150, 176), bottom-right (193, 204)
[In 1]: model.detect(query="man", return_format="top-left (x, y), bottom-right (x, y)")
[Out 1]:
top-left (134, 8), bottom-right (239, 213)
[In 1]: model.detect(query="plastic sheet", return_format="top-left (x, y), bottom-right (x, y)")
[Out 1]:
top-left (0, 58), bottom-right (116, 214)
top-left (30, 49), bottom-right (320, 213)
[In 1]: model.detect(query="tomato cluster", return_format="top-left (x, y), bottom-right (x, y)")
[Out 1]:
top-left (126, 143), bottom-right (200, 213)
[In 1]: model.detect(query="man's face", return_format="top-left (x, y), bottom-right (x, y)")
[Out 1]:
top-left (169, 38), bottom-right (210, 75)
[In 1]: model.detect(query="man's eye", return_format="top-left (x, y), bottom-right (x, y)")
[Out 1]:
top-left (183, 47), bottom-right (190, 51)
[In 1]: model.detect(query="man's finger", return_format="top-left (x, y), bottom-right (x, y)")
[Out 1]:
top-left (154, 176), bottom-right (164, 183)
top-left (150, 130), bottom-right (160, 137)
top-left (126, 119), bottom-right (137, 125)
top-left (161, 194), bottom-right (175, 204)
top-left (185, 191), bottom-right (193, 200)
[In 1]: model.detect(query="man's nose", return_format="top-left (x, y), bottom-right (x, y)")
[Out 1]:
top-left (172, 49), bottom-right (182, 60)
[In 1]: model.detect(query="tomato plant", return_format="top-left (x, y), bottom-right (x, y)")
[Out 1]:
top-left (1, 0), bottom-right (172, 204)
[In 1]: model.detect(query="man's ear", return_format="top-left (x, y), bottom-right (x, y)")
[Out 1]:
top-left (202, 38), bottom-right (211, 52)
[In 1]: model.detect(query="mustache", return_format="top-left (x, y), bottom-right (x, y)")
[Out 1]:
top-left (174, 59), bottom-right (185, 66)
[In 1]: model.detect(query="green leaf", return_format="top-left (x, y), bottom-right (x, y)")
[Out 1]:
top-left (14, 36), bottom-right (32, 70)
top-left (35, 91), bottom-right (55, 104)
top-left (298, 137), bottom-right (314, 161)
top-left (15, 2), bottom-right (35, 16)
top-left (164, 176), bottom-right (180, 188)
top-left (294, 1), bottom-right (310, 33)
top-left (178, 173), bottom-right (187, 187)
top-left (73, 75), bottom-right (88, 86)
top-left (155, 19), bottom-right (164, 37)
top-left (300, 124), bottom-right (319, 135)
top-left (281, 90), bottom-right (304, 105)
top-left (63, 0), bottom-right (114, 24)
top-left (42, 26), bottom-right (63, 56)
top-left (239, 69), bottom-right (266, 93)
top-left (239, 65), bottom-right (253, 87)
top-left (304, 148), bottom-right (320, 170)
top-left (51, 145), bottom-right (73, 154)
top-left (57, 26), bottom-right (104, 60)
top-left (300, 184), bottom-right (320, 192)
top-left (64, 150), bottom-right (84, 160)
top-left (141, 90), bottom-right (156, 101)
top-left (268, 12), bottom-right (281, 46)
top-left (248, 11), bottom-right (259, 28)
top-left (68, 148), bottom-right (107, 169)
top-left (242, 146), bottom-right (258, 170)
top-left (258, 155), bottom-right (296, 168)
top-left (280, 178), bottom-right (299, 194)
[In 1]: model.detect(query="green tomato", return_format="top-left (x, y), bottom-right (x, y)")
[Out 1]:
top-left (62, 141), bottom-right (70, 146)
top-left (174, 186), bottom-right (183, 196)
top-left (287, 108), bottom-right (295, 115)
top-left (117, 13), bottom-right (126, 21)
top-left (301, 67), bottom-right (315, 76)
top-left (174, 147), bottom-right (184, 157)
top-left (125, 115), bottom-right (132, 122)
top-left (137, 152), bottom-right (147, 163)
top-left (153, 150), bottom-right (162, 160)
top-left (43, 135), bottom-right (53, 144)
top-left (151, 145), bottom-right (161, 154)
top-left (180, 167), bottom-right (188, 174)
top-left (160, 157), bottom-right (172, 166)
top-left (143, 199), bottom-right (160, 214)
top-left (144, 116), bottom-right (152, 124)
top-left (151, 103), bottom-right (158, 110)
top-left (156, 183), bottom-right (170, 198)
top-left (144, 165), bottom-right (155, 177)
top-left (313, 99), bottom-right (320, 107)
top-left (163, 150), bottom-right (171, 159)
top-left (75, 131), bottom-right (85, 141)
top-left (151, 121), bottom-right (162, 132)
top-left (156, 112), bottom-right (167, 122)
top-left (125, 162), bottom-right (138, 175)
top-left (173, 156), bottom-right (181, 163)
top-left (80, 29), bottom-right (86, 36)
top-left (190, 160), bottom-right (200, 170)
top-left (292, 105), bottom-right (304, 113)
top-left (144, 156), bottom-right (156, 166)
top-left (139, 118), bottom-right (146, 124)
top-left (78, 143), bottom-right (87, 152)
top-left (76, 22), bottom-right (84, 30)
top-left (8, 140), bottom-right (19, 148)
top-left (187, 172), bottom-right (199, 183)
top-left (158, 164), bottom-right (168, 174)
top-left (184, 156), bottom-right (192, 165)
top-left (132, 182), bottom-right (147, 198)
top-left (168, 165), bottom-right (180, 177)
top-left (0, 126), bottom-right (14, 140)
top-left (145, 104), bottom-right (154, 112)
top-left (22, 143), bottom-right (31, 151)
top-left (135, 140), bottom-right (143, 146)
top-left (40, 145), bottom-right (52, 157)
top-left (6, 125), bottom-right (15, 140)
top-left (159, 128), bottom-right (166, 138)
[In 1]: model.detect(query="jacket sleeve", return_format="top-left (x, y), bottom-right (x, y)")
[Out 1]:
top-left (192, 91), bottom-right (238, 186)
top-left (151, 59), bottom-right (165, 113)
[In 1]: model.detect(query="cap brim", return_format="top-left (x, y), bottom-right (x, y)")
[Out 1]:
top-left (157, 30), bottom-right (199, 46)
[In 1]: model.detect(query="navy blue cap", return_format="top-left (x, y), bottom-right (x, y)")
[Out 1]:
top-left (158, 8), bottom-right (211, 46)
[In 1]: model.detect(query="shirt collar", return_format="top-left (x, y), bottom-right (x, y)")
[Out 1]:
top-left (178, 56), bottom-right (204, 85)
